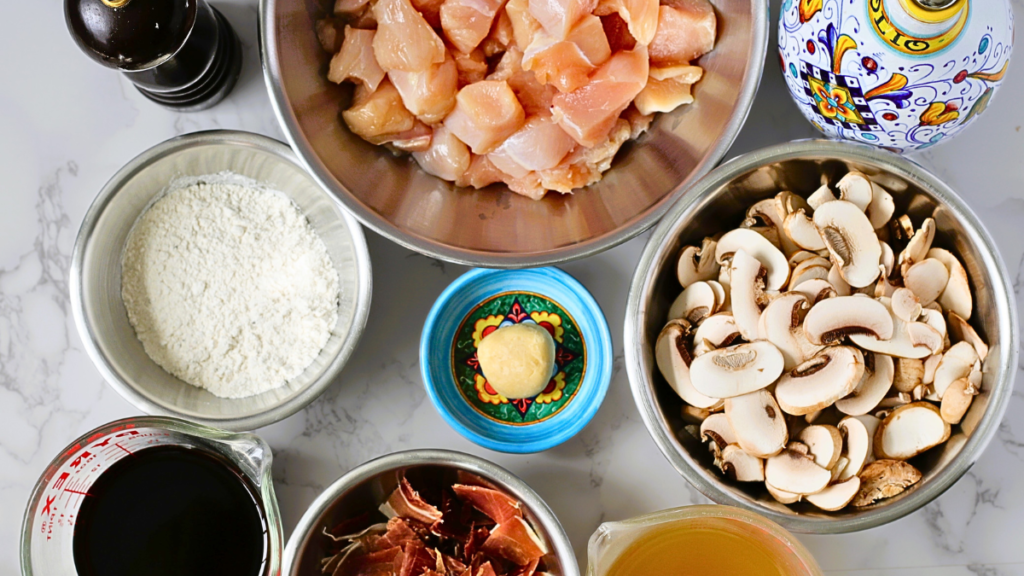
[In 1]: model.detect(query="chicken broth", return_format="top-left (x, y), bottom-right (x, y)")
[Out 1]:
top-left (606, 517), bottom-right (801, 576)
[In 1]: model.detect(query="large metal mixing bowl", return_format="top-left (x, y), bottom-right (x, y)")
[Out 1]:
top-left (259, 0), bottom-right (768, 267)
top-left (624, 140), bottom-right (1019, 533)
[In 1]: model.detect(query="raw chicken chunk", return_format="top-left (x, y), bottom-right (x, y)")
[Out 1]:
top-left (650, 63), bottom-right (703, 81)
top-left (389, 52), bottom-right (459, 123)
top-left (484, 10), bottom-right (515, 55)
top-left (488, 148), bottom-right (532, 178)
top-left (488, 49), bottom-right (558, 115)
top-left (594, 0), bottom-right (657, 45)
top-left (412, 0), bottom-right (446, 27)
top-left (455, 154), bottom-right (506, 188)
top-left (523, 36), bottom-right (595, 93)
top-left (328, 27), bottom-right (386, 92)
top-left (551, 46), bottom-right (648, 147)
top-left (373, 0), bottom-right (447, 72)
top-left (566, 15), bottom-right (611, 65)
top-left (387, 121), bottom-right (434, 151)
top-left (539, 117), bottom-right (633, 192)
top-left (649, 0), bottom-right (716, 66)
top-left (634, 76), bottom-right (693, 114)
top-left (316, 19), bottom-right (344, 52)
top-left (444, 80), bottom-right (526, 154)
top-left (601, 12), bottom-right (637, 52)
top-left (504, 172), bottom-right (547, 200)
top-left (452, 48), bottom-right (489, 85)
top-left (440, 0), bottom-right (506, 53)
top-left (335, 0), bottom-right (371, 15)
top-left (528, 0), bottom-right (598, 38)
top-left (343, 79), bottom-right (419, 145)
top-left (506, 0), bottom-right (542, 50)
top-left (413, 126), bottom-right (472, 180)
top-left (493, 116), bottom-right (576, 171)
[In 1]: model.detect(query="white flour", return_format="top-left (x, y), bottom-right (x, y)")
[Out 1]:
top-left (121, 175), bottom-right (340, 398)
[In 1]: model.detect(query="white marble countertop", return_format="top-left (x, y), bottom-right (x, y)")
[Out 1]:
top-left (2, 1), bottom-right (1023, 574)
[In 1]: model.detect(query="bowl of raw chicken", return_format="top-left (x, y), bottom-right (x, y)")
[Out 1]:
top-left (624, 140), bottom-right (1019, 533)
top-left (259, 0), bottom-right (768, 266)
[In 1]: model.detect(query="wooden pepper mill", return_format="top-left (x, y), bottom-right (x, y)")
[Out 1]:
top-left (66, 0), bottom-right (242, 111)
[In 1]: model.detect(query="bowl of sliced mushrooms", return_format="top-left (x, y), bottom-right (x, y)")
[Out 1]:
top-left (624, 140), bottom-right (1019, 533)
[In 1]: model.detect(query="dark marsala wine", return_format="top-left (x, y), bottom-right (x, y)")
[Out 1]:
top-left (72, 445), bottom-right (268, 576)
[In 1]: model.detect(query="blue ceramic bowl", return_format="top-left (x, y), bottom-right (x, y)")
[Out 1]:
top-left (420, 268), bottom-right (612, 453)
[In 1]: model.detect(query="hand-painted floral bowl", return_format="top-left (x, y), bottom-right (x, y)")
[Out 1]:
top-left (779, 0), bottom-right (1014, 152)
top-left (420, 268), bottom-right (612, 453)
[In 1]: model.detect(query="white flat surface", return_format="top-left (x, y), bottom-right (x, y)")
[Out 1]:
top-left (2, 1), bottom-right (1023, 574)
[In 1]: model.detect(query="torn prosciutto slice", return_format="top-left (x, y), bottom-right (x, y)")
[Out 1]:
top-left (551, 46), bottom-right (648, 147)
top-left (452, 484), bottom-right (524, 523)
top-left (328, 27), bottom-right (386, 92)
top-left (528, 0), bottom-right (597, 38)
top-left (649, 0), bottom-right (716, 66)
top-left (510, 559), bottom-right (541, 576)
top-left (440, 0), bottom-right (506, 53)
top-left (413, 126), bottom-right (472, 181)
top-left (389, 52), bottom-right (459, 123)
top-left (476, 562), bottom-right (500, 576)
top-left (594, 0), bottom-right (657, 45)
top-left (375, 517), bottom-right (423, 551)
top-left (372, 0), bottom-right (446, 72)
top-left (444, 80), bottom-right (526, 154)
top-left (480, 516), bottom-right (549, 565)
top-left (383, 478), bottom-right (443, 524)
top-left (398, 541), bottom-right (436, 576)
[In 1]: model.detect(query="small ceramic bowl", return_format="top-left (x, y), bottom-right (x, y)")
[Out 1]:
top-left (282, 449), bottom-right (579, 576)
top-left (421, 268), bottom-right (612, 453)
top-left (70, 130), bottom-right (372, 431)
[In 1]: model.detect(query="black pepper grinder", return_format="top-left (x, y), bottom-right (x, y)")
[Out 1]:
top-left (66, 0), bottom-right (242, 111)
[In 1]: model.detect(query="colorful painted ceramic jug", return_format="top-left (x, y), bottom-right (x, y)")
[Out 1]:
top-left (779, 0), bottom-right (1014, 152)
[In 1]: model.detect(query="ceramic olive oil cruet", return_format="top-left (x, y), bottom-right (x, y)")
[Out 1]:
top-left (779, 0), bottom-right (1014, 152)
top-left (65, 0), bottom-right (242, 111)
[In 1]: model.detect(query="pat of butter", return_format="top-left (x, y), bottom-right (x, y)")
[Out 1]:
top-left (477, 323), bottom-right (556, 399)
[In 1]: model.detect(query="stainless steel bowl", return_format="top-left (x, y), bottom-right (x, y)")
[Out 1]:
top-left (70, 130), bottom-right (373, 431)
top-left (259, 0), bottom-right (768, 267)
top-left (624, 140), bottom-right (1019, 533)
top-left (282, 449), bottom-right (579, 576)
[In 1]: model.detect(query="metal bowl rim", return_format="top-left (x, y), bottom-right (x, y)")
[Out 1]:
top-left (623, 138), bottom-right (1020, 534)
top-left (257, 0), bottom-right (770, 268)
top-left (281, 448), bottom-right (581, 576)
top-left (69, 129), bottom-right (374, 431)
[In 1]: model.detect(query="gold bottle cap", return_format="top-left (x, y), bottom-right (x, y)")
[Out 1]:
top-left (101, 0), bottom-right (132, 7)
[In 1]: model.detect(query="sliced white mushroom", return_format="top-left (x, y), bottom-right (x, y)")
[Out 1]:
top-left (791, 278), bottom-right (837, 304)
top-left (907, 321), bottom-right (944, 356)
top-left (853, 414), bottom-right (882, 466)
top-left (707, 280), bottom-right (728, 313)
top-left (803, 296), bottom-right (893, 345)
top-left (898, 218), bottom-right (935, 267)
top-left (850, 298), bottom-right (934, 359)
top-left (866, 182), bottom-right (896, 229)
top-left (806, 477), bottom-right (861, 511)
top-left (891, 288), bottom-right (922, 323)
top-left (729, 250), bottom-right (769, 341)
top-left (765, 449), bottom-right (832, 495)
top-left (836, 353), bottom-right (895, 416)
top-left (655, 319), bottom-right (719, 409)
top-left (677, 238), bottom-right (721, 289)
top-left (798, 425), bottom-right (843, 470)
top-left (788, 256), bottom-right (832, 288)
top-left (718, 445), bottom-right (766, 482)
top-left (716, 229), bottom-right (790, 290)
top-left (807, 184), bottom-right (837, 209)
top-left (700, 412), bottom-right (738, 449)
top-left (923, 353), bottom-right (942, 384)
top-left (668, 281), bottom-right (718, 324)
top-left (892, 357), bottom-right (925, 393)
top-left (692, 313), bottom-right (741, 357)
top-left (830, 456), bottom-right (851, 483)
top-left (691, 341), bottom-right (785, 399)
top-left (947, 312), bottom-right (988, 361)
top-left (746, 198), bottom-right (800, 257)
top-left (837, 416), bottom-right (872, 482)
top-left (836, 171), bottom-right (873, 211)
top-left (874, 402), bottom-right (951, 460)
top-left (814, 200), bottom-right (882, 288)
top-left (759, 293), bottom-right (812, 371)
top-left (776, 346), bottom-right (865, 416)
top-left (775, 190), bottom-right (811, 218)
top-left (852, 459), bottom-right (922, 507)
top-left (874, 265), bottom-right (900, 299)
top-left (932, 341), bottom-right (979, 399)
top-left (766, 482), bottom-right (802, 504)
top-left (903, 258), bottom-right (949, 306)
top-left (725, 389), bottom-right (788, 458)
top-left (827, 264), bottom-right (852, 297)
top-left (940, 377), bottom-right (977, 425)
top-left (927, 248), bottom-right (972, 320)
top-left (783, 209), bottom-right (827, 251)
top-left (788, 250), bottom-right (823, 268)
top-left (681, 404), bottom-right (714, 424)
top-left (891, 214), bottom-right (915, 243)
top-left (787, 441), bottom-right (811, 456)
top-left (880, 240), bottom-right (895, 276)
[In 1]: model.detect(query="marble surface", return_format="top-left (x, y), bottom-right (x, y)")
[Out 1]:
top-left (2, 0), bottom-right (1023, 574)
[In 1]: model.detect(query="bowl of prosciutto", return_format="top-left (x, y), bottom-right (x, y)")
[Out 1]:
top-left (260, 0), bottom-right (768, 266)
top-left (282, 449), bottom-right (578, 576)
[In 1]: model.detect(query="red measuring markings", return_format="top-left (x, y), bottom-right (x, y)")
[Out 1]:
top-left (114, 443), bottom-right (134, 456)
top-left (41, 495), bottom-right (56, 516)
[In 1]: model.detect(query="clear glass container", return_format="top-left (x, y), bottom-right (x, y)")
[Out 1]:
top-left (586, 505), bottom-right (823, 576)
top-left (20, 416), bottom-right (282, 576)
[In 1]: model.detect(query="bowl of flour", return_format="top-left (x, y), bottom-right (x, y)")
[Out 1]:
top-left (71, 130), bottom-right (372, 430)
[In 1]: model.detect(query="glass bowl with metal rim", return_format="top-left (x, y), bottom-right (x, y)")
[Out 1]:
top-left (282, 449), bottom-right (579, 576)
top-left (623, 139), bottom-right (1019, 533)
top-left (258, 0), bottom-right (768, 267)
top-left (70, 130), bottom-right (372, 431)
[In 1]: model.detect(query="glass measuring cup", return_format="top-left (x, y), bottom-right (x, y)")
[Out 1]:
top-left (586, 505), bottom-right (823, 576)
top-left (20, 416), bottom-right (283, 576)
